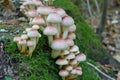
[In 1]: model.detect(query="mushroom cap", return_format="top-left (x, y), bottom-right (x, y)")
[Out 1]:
top-left (18, 39), bottom-right (26, 45)
top-left (75, 67), bottom-right (82, 75)
top-left (65, 38), bottom-right (74, 46)
top-left (60, 50), bottom-right (69, 56)
top-left (70, 45), bottom-right (79, 52)
top-left (53, 8), bottom-right (66, 17)
top-left (66, 65), bottom-right (73, 71)
top-left (61, 16), bottom-right (74, 27)
top-left (68, 32), bottom-right (76, 40)
top-left (27, 9), bottom-right (38, 17)
top-left (59, 70), bottom-right (69, 77)
top-left (47, 13), bottom-right (62, 23)
top-left (20, 5), bottom-right (25, 11)
top-left (66, 53), bottom-right (75, 60)
top-left (27, 29), bottom-right (41, 38)
top-left (76, 70), bottom-right (82, 75)
top-left (69, 24), bottom-right (76, 32)
top-left (13, 36), bottom-right (21, 42)
top-left (43, 26), bottom-right (57, 35)
top-left (30, 16), bottom-right (45, 25)
top-left (51, 38), bottom-right (68, 50)
top-left (75, 53), bottom-right (86, 62)
top-left (25, 28), bottom-right (33, 32)
top-left (33, 0), bottom-right (43, 6)
top-left (23, 1), bottom-right (34, 6)
top-left (27, 40), bottom-right (35, 47)
top-left (71, 69), bottom-right (77, 75)
top-left (21, 34), bottom-right (28, 40)
top-left (37, 6), bottom-right (53, 15)
top-left (70, 59), bottom-right (78, 65)
top-left (56, 58), bottom-right (68, 65)
top-left (32, 25), bottom-right (40, 30)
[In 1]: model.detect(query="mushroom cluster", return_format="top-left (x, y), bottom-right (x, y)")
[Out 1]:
top-left (14, 0), bottom-right (86, 79)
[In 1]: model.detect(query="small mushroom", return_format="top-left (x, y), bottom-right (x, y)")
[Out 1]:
top-left (59, 70), bottom-right (69, 80)
top-left (75, 53), bottom-right (86, 62)
top-left (61, 16), bottom-right (74, 39)
top-left (70, 45), bottom-right (79, 53)
top-left (27, 29), bottom-right (41, 46)
top-left (13, 36), bottom-right (22, 50)
top-left (27, 40), bottom-right (36, 57)
top-left (68, 32), bottom-right (76, 40)
top-left (51, 38), bottom-right (68, 50)
top-left (53, 8), bottom-right (67, 17)
top-left (47, 13), bottom-right (62, 38)
top-left (18, 39), bottom-right (27, 53)
top-left (43, 25), bottom-right (57, 45)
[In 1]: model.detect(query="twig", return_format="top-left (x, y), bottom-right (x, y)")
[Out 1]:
top-left (94, 0), bottom-right (100, 14)
top-left (86, 0), bottom-right (93, 18)
top-left (86, 62), bottom-right (116, 80)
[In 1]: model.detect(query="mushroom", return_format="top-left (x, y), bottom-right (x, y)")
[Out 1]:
top-left (61, 16), bottom-right (74, 39)
top-left (59, 70), bottom-right (69, 80)
top-left (43, 25), bottom-right (57, 45)
top-left (53, 8), bottom-right (67, 17)
top-left (69, 59), bottom-right (78, 67)
top-left (18, 39), bottom-right (27, 53)
top-left (70, 45), bottom-right (79, 53)
top-left (60, 50), bottom-right (69, 57)
top-left (13, 36), bottom-right (22, 50)
top-left (68, 32), bottom-right (76, 40)
top-left (27, 29), bottom-right (41, 46)
top-left (30, 16), bottom-right (45, 31)
top-left (51, 38), bottom-right (68, 50)
top-left (32, 25), bottom-right (40, 30)
top-left (66, 53), bottom-right (75, 60)
top-left (56, 58), bottom-right (68, 69)
top-left (75, 53), bottom-right (86, 62)
top-left (37, 6), bottom-right (53, 20)
top-left (68, 24), bottom-right (76, 32)
top-left (33, 0), bottom-right (43, 6)
top-left (21, 34), bottom-right (28, 40)
top-left (47, 13), bottom-right (62, 38)
top-left (27, 40), bottom-right (36, 57)
top-left (25, 28), bottom-right (33, 32)
top-left (65, 38), bottom-right (74, 47)
top-left (27, 9), bottom-right (38, 18)
top-left (65, 65), bottom-right (73, 71)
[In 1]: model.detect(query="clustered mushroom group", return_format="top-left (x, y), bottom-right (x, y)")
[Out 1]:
top-left (14, 0), bottom-right (86, 80)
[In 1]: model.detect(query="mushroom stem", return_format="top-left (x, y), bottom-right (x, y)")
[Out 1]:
top-left (17, 43), bottom-right (21, 51)
top-left (28, 45), bottom-right (35, 57)
top-left (68, 75), bottom-right (77, 80)
top-left (21, 44), bottom-right (27, 53)
top-left (62, 27), bottom-right (68, 39)
top-left (39, 26), bottom-right (45, 31)
top-left (62, 77), bottom-right (65, 80)
top-left (31, 38), bottom-right (37, 48)
top-left (51, 50), bottom-right (61, 58)
top-left (53, 23), bottom-right (61, 38)
top-left (48, 36), bottom-right (53, 46)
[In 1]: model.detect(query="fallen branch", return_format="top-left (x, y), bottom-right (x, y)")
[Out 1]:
top-left (86, 62), bottom-right (115, 80)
